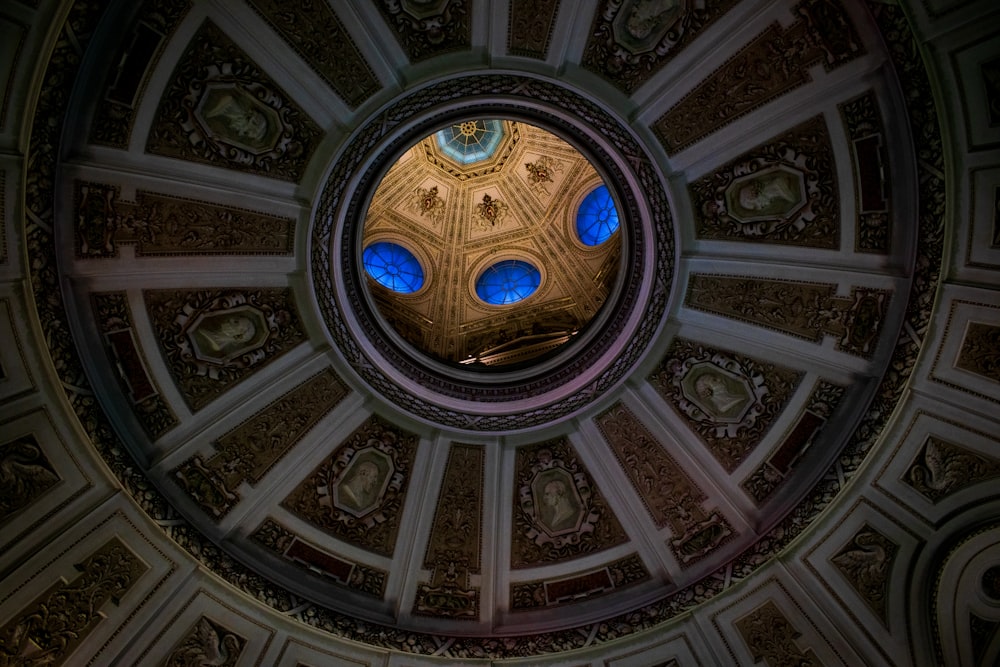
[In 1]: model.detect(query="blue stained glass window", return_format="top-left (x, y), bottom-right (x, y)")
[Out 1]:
top-left (576, 185), bottom-right (620, 246)
top-left (435, 120), bottom-right (505, 165)
top-left (363, 242), bottom-right (424, 293)
top-left (476, 260), bottom-right (541, 305)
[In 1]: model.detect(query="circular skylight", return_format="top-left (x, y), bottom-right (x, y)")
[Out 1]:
top-left (436, 120), bottom-right (505, 164)
top-left (576, 185), bottom-right (619, 246)
top-left (476, 260), bottom-right (541, 305)
top-left (363, 242), bottom-right (424, 293)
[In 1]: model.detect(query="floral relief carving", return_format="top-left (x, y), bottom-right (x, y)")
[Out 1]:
top-left (144, 287), bottom-right (306, 411)
top-left (511, 438), bottom-right (628, 568)
top-left (595, 402), bottom-right (734, 566)
top-left (173, 369), bottom-right (348, 519)
top-left (686, 274), bottom-right (890, 358)
top-left (688, 115), bottom-right (839, 248)
top-left (474, 193), bottom-right (509, 229)
top-left (374, 0), bottom-right (471, 62)
top-left (507, 0), bottom-right (561, 59)
top-left (648, 338), bottom-right (803, 472)
top-left (251, 519), bottom-right (387, 597)
top-left (524, 156), bottom-right (563, 196)
top-left (163, 615), bottom-right (245, 667)
top-left (653, 0), bottom-right (863, 154)
top-left (0, 434), bottom-right (60, 523)
top-left (409, 184), bottom-right (447, 224)
top-left (0, 537), bottom-right (148, 666)
top-left (830, 524), bottom-right (897, 622)
top-left (92, 291), bottom-right (178, 438)
top-left (281, 416), bottom-right (418, 557)
top-left (905, 436), bottom-right (1000, 502)
top-left (146, 20), bottom-right (323, 182)
top-left (734, 600), bottom-right (822, 667)
top-left (414, 443), bottom-right (484, 619)
top-left (244, 0), bottom-right (380, 108)
top-left (956, 321), bottom-right (1000, 382)
top-left (75, 181), bottom-right (294, 258)
top-left (582, 0), bottom-right (740, 95)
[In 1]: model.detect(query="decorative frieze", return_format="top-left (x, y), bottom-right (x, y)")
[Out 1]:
top-left (688, 115), bottom-right (839, 248)
top-left (146, 20), bottom-right (323, 182)
top-left (581, 0), bottom-right (740, 95)
top-left (413, 443), bottom-right (484, 619)
top-left (89, 0), bottom-right (191, 149)
top-left (144, 287), bottom-right (306, 411)
top-left (75, 181), bottom-right (294, 258)
top-left (0, 434), bottom-right (60, 523)
top-left (511, 438), bottom-right (628, 568)
top-left (0, 538), bottom-right (148, 666)
top-left (282, 416), bottom-right (418, 557)
top-left (92, 291), bottom-right (178, 438)
top-left (245, 0), bottom-right (379, 108)
top-left (743, 381), bottom-right (845, 504)
top-left (687, 275), bottom-right (889, 358)
top-left (648, 338), bottom-right (802, 472)
top-left (595, 402), bottom-right (733, 566)
top-left (734, 600), bottom-right (822, 667)
top-left (173, 369), bottom-right (348, 518)
top-left (510, 553), bottom-right (649, 610)
top-left (653, 0), bottom-right (863, 154)
top-left (830, 524), bottom-right (897, 622)
top-left (251, 519), bottom-right (387, 597)
top-left (840, 92), bottom-right (891, 253)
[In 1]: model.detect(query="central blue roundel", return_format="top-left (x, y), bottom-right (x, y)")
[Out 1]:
top-left (476, 260), bottom-right (540, 305)
top-left (363, 242), bottom-right (424, 293)
top-left (436, 120), bottom-right (505, 165)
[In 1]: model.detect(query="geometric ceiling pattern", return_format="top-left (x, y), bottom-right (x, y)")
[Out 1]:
top-left (0, 0), bottom-right (998, 665)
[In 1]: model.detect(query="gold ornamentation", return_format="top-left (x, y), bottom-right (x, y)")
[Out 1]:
top-left (648, 338), bottom-right (802, 472)
top-left (474, 193), bottom-right (508, 228)
top-left (144, 288), bottom-right (305, 411)
top-left (524, 155), bottom-right (562, 195)
top-left (734, 600), bottom-right (822, 667)
top-left (0, 435), bottom-right (60, 523)
top-left (0, 538), bottom-right (148, 666)
top-left (163, 616), bottom-right (245, 667)
top-left (173, 369), bottom-right (348, 518)
top-left (413, 443), bottom-right (484, 619)
top-left (653, 0), bottom-right (863, 154)
top-left (688, 116), bottom-right (838, 248)
top-left (830, 524), bottom-right (897, 622)
top-left (410, 184), bottom-right (446, 223)
top-left (75, 181), bottom-right (294, 258)
top-left (956, 321), bottom-right (1000, 382)
top-left (511, 438), bottom-right (628, 568)
top-left (281, 416), bottom-right (418, 557)
top-left (686, 275), bottom-right (890, 358)
top-left (905, 436), bottom-right (1000, 502)
top-left (595, 403), bottom-right (733, 566)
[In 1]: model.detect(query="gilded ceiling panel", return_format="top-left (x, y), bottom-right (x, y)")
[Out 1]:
top-left (146, 20), bottom-right (323, 182)
top-left (143, 287), bottom-right (306, 411)
top-left (510, 437), bottom-right (628, 568)
top-left (688, 115), bottom-right (839, 248)
top-left (648, 338), bottom-right (803, 472)
top-left (281, 415), bottom-right (418, 558)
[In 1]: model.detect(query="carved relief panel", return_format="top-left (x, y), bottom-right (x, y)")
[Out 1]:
top-left (282, 416), bottom-right (418, 557)
top-left (510, 438), bottom-right (628, 568)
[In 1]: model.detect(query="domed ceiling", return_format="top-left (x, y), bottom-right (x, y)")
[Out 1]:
top-left (3, 0), bottom-right (999, 663)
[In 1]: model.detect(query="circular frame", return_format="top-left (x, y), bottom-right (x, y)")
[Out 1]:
top-left (311, 75), bottom-right (675, 431)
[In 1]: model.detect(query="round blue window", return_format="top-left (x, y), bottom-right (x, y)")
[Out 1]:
top-left (576, 185), bottom-right (620, 246)
top-left (363, 242), bottom-right (424, 293)
top-left (476, 260), bottom-right (540, 305)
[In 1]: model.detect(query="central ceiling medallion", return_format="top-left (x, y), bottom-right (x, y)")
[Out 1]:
top-left (360, 119), bottom-right (622, 369)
